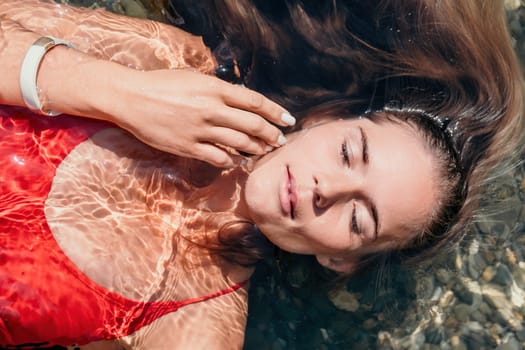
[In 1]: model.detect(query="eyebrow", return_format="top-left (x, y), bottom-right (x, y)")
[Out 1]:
top-left (359, 127), bottom-right (379, 240)
top-left (359, 126), bottom-right (369, 164)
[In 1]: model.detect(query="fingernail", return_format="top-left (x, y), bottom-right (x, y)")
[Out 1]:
top-left (280, 112), bottom-right (296, 126)
top-left (265, 145), bottom-right (274, 152)
top-left (239, 158), bottom-right (248, 167)
top-left (277, 134), bottom-right (287, 145)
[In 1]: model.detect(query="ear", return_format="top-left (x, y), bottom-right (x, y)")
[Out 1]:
top-left (316, 255), bottom-right (360, 274)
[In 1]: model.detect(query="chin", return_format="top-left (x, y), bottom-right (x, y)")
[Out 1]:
top-left (244, 169), bottom-right (277, 212)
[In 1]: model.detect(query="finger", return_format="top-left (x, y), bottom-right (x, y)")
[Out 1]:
top-left (206, 126), bottom-right (273, 155)
top-left (193, 143), bottom-right (242, 168)
top-left (221, 84), bottom-right (296, 127)
top-left (212, 107), bottom-right (287, 148)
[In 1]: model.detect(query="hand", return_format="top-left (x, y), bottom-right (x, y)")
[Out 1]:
top-left (1, 0), bottom-right (293, 168)
top-left (109, 69), bottom-right (295, 167)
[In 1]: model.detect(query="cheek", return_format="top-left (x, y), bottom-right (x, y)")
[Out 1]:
top-left (302, 215), bottom-right (352, 250)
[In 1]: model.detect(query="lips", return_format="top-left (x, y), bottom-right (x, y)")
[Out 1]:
top-left (279, 165), bottom-right (297, 219)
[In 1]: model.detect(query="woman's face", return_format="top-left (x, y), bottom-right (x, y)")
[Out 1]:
top-left (243, 117), bottom-right (437, 267)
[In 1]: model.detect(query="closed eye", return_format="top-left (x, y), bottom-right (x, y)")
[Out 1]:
top-left (351, 202), bottom-right (360, 234)
top-left (341, 141), bottom-right (350, 166)
top-left (358, 126), bottom-right (379, 240)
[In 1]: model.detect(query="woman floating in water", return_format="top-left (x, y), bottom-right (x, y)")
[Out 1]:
top-left (0, 0), bottom-right (523, 348)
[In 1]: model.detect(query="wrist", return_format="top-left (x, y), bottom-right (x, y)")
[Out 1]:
top-left (19, 36), bottom-right (75, 116)
top-left (37, 44), bottom-right (133, 123)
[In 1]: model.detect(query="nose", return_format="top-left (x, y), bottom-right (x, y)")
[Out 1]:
top-left (313, 172), bottom-right (362, 209)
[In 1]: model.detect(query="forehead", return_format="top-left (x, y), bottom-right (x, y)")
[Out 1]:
top-left (359, 118), bottom-right (437, 247)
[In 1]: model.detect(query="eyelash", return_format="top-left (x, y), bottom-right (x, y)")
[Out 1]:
top-left (341, 142), bottom-right (360, 234)
top-left (341, 141), bottom-right (350, 166)
top-left (352, 202), bottom-right (360, 234)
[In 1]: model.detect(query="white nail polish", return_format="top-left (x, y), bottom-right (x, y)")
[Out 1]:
top-left (280, 112), bottom-right (296, 126)
top-left (277, 134), bottom-right (287, 145)
top-left (265, 145), bottom-right (274, 152)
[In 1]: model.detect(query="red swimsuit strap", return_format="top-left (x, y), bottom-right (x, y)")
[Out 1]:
top-left (169, 280), bottom-right (248, 309)
top-left (129, 280), bottom-right (249, 330)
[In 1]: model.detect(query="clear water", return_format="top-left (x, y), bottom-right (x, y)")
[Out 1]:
top-left (37, 1), bottom-right (525, 349)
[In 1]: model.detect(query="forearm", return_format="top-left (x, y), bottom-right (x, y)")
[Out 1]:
top-left (0, 0), bottom-right (215, 118)
top-left (0, 17), bottom-right (130, 122)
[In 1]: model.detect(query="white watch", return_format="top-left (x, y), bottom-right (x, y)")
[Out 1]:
top-left (19, 36), bottom-right (75, 116)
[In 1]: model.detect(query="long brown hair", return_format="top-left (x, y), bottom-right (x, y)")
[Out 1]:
top-left (167, 0), bottom-right (524, 269)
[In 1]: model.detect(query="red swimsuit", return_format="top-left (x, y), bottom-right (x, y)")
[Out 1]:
top-left (0, 106), bottom-right (246, 347)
